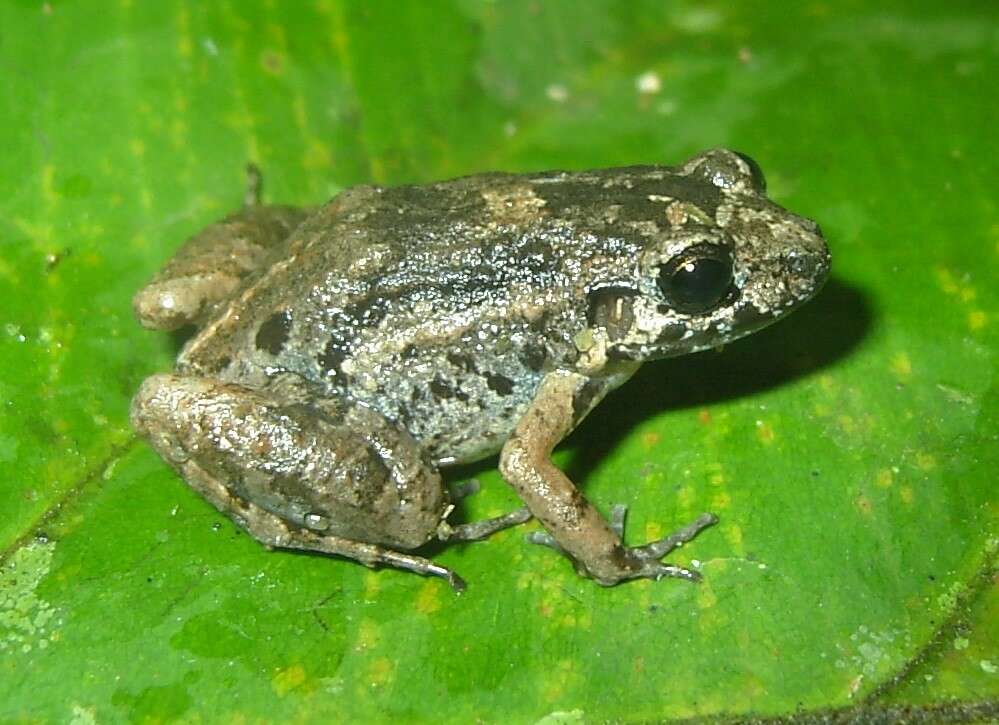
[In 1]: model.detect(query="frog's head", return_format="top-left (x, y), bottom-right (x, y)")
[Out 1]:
top-left (589, 149), bottom-right (830, 361)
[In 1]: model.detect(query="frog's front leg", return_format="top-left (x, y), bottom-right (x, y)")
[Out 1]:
top-left (131, 373), bottom-right (468, 589)
top-left (499, 370), bottom-right (717, 585)
top-left (133, 167), bottom-right (313, 330)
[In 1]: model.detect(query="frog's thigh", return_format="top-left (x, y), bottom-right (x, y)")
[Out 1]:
top-left (131, 374), bottom-right (463, 587)
top-left (499, 370), bottom-right (633, 584)
top-left (133, 204), bottom-right (312, 330)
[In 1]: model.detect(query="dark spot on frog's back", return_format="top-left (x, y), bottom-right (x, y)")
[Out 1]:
top-left (255, 310), bottom-right (292, 355)
top-left (206, 355), bottom-right (231, 374)
top-left (430, 376), bottom-right (455, 400)
top-left (527, 310), bottom-right (551, 334)
top-left (519, 341), bottom-right (547, 372)
top-left (485, 372), bottom-right (515, 396)
top-left (446, 351), bottom-right (476, 373)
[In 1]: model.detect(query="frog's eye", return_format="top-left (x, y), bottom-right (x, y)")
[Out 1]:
top-left (657, 244), bottom-right (734, 314)
top-left (734, 152), bottom-right (767, 192)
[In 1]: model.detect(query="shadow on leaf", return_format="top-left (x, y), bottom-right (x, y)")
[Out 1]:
top-left (563, 275), bottom-right (873, 488)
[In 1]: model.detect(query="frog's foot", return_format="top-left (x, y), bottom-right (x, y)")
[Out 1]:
top-left (442, 506), bottom-right (532, 542)
top-left (529, 508), bottom-right (716, 583)
top-left (440, 479), bottom-right (533, 541)
top-left (234, 497), bottom-right (468, 590)
top-left (229, 487), bottom-right (469, 591)
top-left (352, 546), bottom-right (467, 592)
top-left (613, 511), bottom-right (718, 583)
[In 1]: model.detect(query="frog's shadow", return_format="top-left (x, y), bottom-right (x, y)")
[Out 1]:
top-left (560, 276), bottom-right (872, 486)
top-left (446, 276), bottom-right (871, 514)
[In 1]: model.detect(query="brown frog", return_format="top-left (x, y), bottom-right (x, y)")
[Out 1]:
top-left (131, 149), bottom-right (829, 591)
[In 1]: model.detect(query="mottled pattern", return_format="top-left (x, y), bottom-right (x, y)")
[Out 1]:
top-left (131, 148), bottom-right (829, 583)
top-left (173, 149), bottom-right (828, 464)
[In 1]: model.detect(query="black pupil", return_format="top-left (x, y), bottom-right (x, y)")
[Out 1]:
top-left (661, 256), bottom-right (732, 313)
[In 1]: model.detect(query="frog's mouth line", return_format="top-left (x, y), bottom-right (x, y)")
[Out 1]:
top-left (607, 325), bottom-right (750, 362)
top-left (608, 273), bottom-right (829, 363)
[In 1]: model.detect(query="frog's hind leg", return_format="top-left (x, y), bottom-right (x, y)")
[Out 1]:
top-left (442, 507), bottom-right (532, 542)
top-left (131, 373), bottom-right (467, 590)
top-left (527, 503), bottom-right (627, 551)
top-left (178, 454), bottom-right (468, 590)
top-left (525, 504), bottom-right (716, 576)
top-left (133, 166), bottom-right (313, 331)
top-left (438, 479), bottom-right (532, 541)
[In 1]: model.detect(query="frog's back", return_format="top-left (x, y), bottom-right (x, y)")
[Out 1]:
top-left (177, 166), bottom-right (704, 462)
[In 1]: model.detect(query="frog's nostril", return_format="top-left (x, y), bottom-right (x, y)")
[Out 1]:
top-left (788, 253), bottom-right (816, 277)
top-left (785, 249), bottom-right (830, 282)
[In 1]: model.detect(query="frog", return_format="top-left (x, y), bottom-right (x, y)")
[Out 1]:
top-left (130, 149), bottom-right (829, 592)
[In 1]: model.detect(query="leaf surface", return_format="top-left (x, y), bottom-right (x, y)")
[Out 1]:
top-left (1, 2), bottom-right (996, 721)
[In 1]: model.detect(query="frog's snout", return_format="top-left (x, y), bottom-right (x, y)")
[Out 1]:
top-left (788, 245), bottom-right (831, 295)
top-left (774, 214), bottom-right (831, 303)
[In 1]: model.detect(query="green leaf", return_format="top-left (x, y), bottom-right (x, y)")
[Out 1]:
top-left (2, 1), bottom-right (996, 721)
